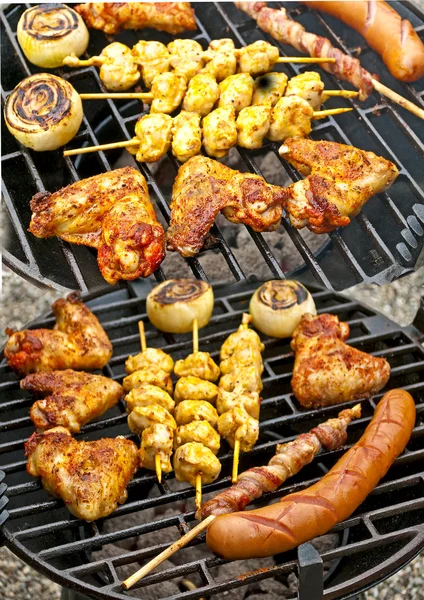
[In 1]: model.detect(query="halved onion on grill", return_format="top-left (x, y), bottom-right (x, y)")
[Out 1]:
top-left (249, 280), bottom-right (316, 338)
top-left (17, 4), bottom-right (89, 68)
top-left (4, 74), bottom-right (83, 151)
top-left (147, 279), bottom-right (214, 333)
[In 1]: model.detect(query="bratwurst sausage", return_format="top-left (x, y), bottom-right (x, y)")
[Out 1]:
top-left (206, 389), bottom-right (415, 559)
top-left (302, 1), bottom-right (424, 82)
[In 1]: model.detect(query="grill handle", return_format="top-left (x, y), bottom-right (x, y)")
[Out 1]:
top-left (297, 542), bottom-right (323, 600)
top-left (0, 469), bottom-right (9, 545)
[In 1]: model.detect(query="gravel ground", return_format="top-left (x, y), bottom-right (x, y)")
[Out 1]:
top-left (0, 267), bottom-right (423, 599)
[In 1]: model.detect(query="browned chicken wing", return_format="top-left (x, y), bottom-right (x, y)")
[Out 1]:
top-left (5, 292), bottom-right (112, 375)
top-left (22, 370), bottom-right (123, 433)
top-left (25, 427), bottom-right (139, 521)
top-left (29, 167), bottom-right (165, 285)
top-left (291, 313), bottom-right (391, 407)
top-left (75, 2), bottom-right (196, 35)
top-left (166, 156), bottom-right (287, 257)
top-left (280, 138), bottom-right (399, 234)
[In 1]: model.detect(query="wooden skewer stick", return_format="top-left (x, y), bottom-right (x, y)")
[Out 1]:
top-left (232, 438), bottom-right (240, 483)
top-left (192, 318), bottom-right (199, 355)
top-left (138, 320), bottom-right (147, 353)
top-left (155, 453), bottom-right (162, 484)
top-left (276, 56), bottom-right (335, 64)
top-left (64, 106), bottom-right (352, 157)
top-left (195, 472), bottom-right (203, 509)
top-left (80, 92), bottom-right (153, 100)
top-left (324, 90), bottom-right (359, 98)
top-left (371, 78), bottom-right (424, 121)
top-left (122, 514), bottom-right (216, 589)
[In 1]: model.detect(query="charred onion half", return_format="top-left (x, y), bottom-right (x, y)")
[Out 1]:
top-left (250, 280), bottom-right (316, 338)
top-left (17, 4), bottom-right (89, 68)
top-left (4, 73), bottom-right (83, 151)
top-left (147, 279), bottom-right (214, 334)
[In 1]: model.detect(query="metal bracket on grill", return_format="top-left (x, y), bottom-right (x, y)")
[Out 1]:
top-left (0, 470), bottom-right (9, 545)
top-left (297, 542), bottom-right (324, 600)
top-left (412, 297), bottom-right (424, 340)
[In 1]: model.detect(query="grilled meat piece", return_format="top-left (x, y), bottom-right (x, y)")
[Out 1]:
top-left (22, 370), bottom-right (122, 433)
top-left (175, 400), bottom-right (219, 428)
top-left (291, 313), bottom-right (391, 407)
top-left (174, 421), bottom-right (221, 454)
top-left (125, 384), bottom-right (175, 414)
top-left (125, 347), bottom-right (174, 375)
top-left (281, 138), bottom-right (399, 233)
top-left (174, 376), bottom-right (219, 405)
top-left (75, 2), bottom-right (196, 35)
top-left (168, 39), bottom-right (204, 81)
top-left (132, 40), bottom-right (170, 89)
top-left (123, 368), bottom-right (173, 395)
top-left (29, 167), bottom-right (165, 284)
top-left (217, 406), bottom-right (259, 452)
top-left (166, 156), bottom-right (286, 257)
top-left (174, 441), bottom-right (221, 486)
top-left (25, 427), bottom-right (139, 521)
top-left (174, 351), bottom-right (220, 382)
top-left (197, 404), bottom-right (361, 519)
top-left (5, 292), bottom-right (112, 375)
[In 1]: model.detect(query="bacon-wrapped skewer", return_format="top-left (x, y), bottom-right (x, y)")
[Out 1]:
top-left (122, 403), bottom-right (361, 589)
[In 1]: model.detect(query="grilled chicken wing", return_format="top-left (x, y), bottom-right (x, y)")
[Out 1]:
top-left (174, 376), bottom-right (219, 405)
top-left (125, 347), bottom-right (174, 374)
top-left (218, 73), bottom-right (254, 113)
top-left (237, 105), bottom-right (271, 149)
top-left (174, 441), bottom-right (221, 486)
top-left (75, 2), bottom-right (196, 35)
top-left (132, 40), bottom-right (170, 89)
top-left (25, 427), bottom-right (138, 521)
top-left (29, 168), bottom-right (165, 284)
top-left (201, 39), bottom-right (237, 81)
top-left (172, 111), bottom-right (202, 163)
top-left (123, 368), bottom-right (173, 395)
top-left (149, 72), bottom-right (187, 114)
top-left (125, 383), bottom-right (175, 414)
top-left (291, 313), bottom-right (391, 407)
top-left (130, 114), bottom-right (173, 163)
top-left (174, 351), bottom-right (220, 381)
top-left (252, 72), bottom-right (288, 107)
top-left (216, 389), bottom-right (261, 420)
top-left (175, 400), bottom-right (219, 428)
top-left (202, 106), bottom-right (238, 158)
top-left (168, 39), bottom-right (204, 81)
top-left (236, 40), bottom-right (279, 77)
top-left (166, 156), bottom-right (286, 257)
top-left (22, 370), bottom-right (122, 433)
top-left (281, 138), bottom-right (399, 233)
top-left (5, 293), bottom-right (112, 375)
top-left (174, 420), bottom-right (220, 454)
top-left (182, 73), bottom-right (220, 116)
top-left (268, 95), bottom-right (313, 142)
top-left (217, 406), bottom-right (259, 452)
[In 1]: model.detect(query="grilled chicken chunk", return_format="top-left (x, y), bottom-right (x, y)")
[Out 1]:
top-left (252, 72), bottom-right (288, 107)
top-left (236, 40), bottom-right (279, 77)
top-left (140, 423), bottom-right (174, 473)
top-left (128, 404), bottom-right (177, 434)
top-left (172, 111), bottom-right (202, 163)
top-left (125, 383), bottom-right (175, 414)
top-left (125, 347), bottom-right (174, 375)
top-left (166, 156), bottom-right (286, 257)
top-left (29, 168), bottom-right (165, 284)
top-left (132, 40), bottom-right (170, 89)
top-left (280, 138), bottom-right (399, 233)
top-left (216, 389), bottom-right (261, 420)
top-left (237, 105), bottom-right (271, 149)
top-left (202, 106), bottom-right (238, 158)
top-left (174, 421), bottom-right (220, 454)
top-left (129, 113), bottom-right (173, 163)
top-left (268, 95), bottom-right (313, 142)
top-left (75, 2), bottom-right (196, 35)
top-left (168, 39), bottom-right (204, 81)
top-left (182, 73), bottom-right (220, 116)
top-left (201, 39), bottom-right (237, 81)
top-left (174, 441), bottom-right (221, 486)
top-left (98, 42), bottom-right (139, 92)
top-left (220, 319), bottom-right (264, 361)
top-left (22, 370), bottom-right (122, 433)
top-left (149, 72), bottom-right (187, 114)
top-left (285, 71), bottom-right (328, 111)
top-left (217, 406), bottom-right (259, 452)
top-left (291, 313), bottom-right (391, 407)
top-left (5, 293), bottom-right (112, 375)
top-left (123, 367), bottom-right (173, 395)
top-left (175, 400), bottom-right (219, 428)
top-left (174, 351), bottom-right (220, 381)
top-left (25, 427), bottom-right (139, 521)
top-left (174, 376), bottom-right (219, 405)
top-left (219, 365), bottom-right (264, 394)
top-left (218, 73), bottom-right (254, 113)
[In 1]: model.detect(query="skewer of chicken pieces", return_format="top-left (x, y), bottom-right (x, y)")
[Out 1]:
top-left (173, 317), bottom-right (222, 509)
top-left (124, 321), bottom-right (176, 483)
top-left (217, 314), bottom-right (264, 483)
top-left (62, 38), bottom-right (340, 92)
top-left (65, 72), bottom-right (353, 162)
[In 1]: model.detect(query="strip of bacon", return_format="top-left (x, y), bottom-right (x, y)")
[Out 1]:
top-left (196, 404), bottom-right (361, 519)
top-left (235, 2), bottom-right (374, 100)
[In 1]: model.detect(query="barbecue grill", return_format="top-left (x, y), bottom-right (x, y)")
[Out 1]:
top-left (0, 281), bottom-right (423, 599)
top-left (1, 2), bottom-right (424, 294)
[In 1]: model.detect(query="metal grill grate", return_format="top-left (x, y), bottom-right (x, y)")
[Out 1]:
top-left (1, 2), bottom-right (424, 294)
top-left (0, 282), bottom-right (423, 599)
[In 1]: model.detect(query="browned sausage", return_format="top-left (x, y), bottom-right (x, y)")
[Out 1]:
top-left (302, 1), bottom-right (424, 82)
top-left (206, 389), bottom-right (415, 559)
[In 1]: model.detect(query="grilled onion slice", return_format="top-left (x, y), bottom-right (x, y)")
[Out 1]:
top-left (4, 74), bottom-right (83, 151)
top-left (17, 4), bottom-right (89, 68)
top-left (250, 280), bottom-right (316, 338)
top-left (147, 279), bottom-right (214, 333)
